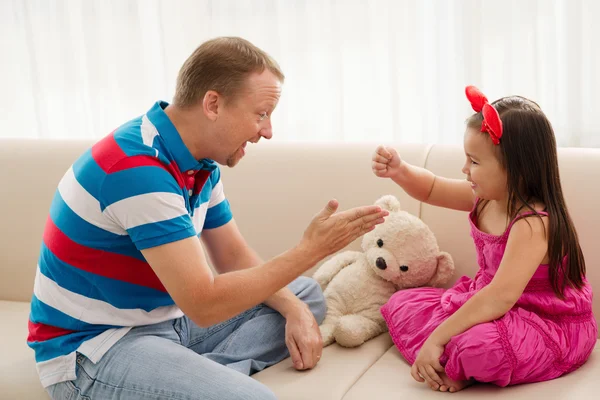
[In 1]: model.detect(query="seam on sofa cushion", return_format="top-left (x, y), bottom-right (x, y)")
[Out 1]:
top-left (418, 144), bottom-right (435, 219)
top-left (341, 343), bottom-right (395, 399)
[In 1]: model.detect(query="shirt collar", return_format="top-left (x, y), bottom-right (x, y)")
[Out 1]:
top-left (145, 101), bottom-right (217, 174)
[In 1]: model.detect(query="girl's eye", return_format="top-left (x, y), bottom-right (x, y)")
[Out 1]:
top-left (471, 159), bottom-right (478, 165)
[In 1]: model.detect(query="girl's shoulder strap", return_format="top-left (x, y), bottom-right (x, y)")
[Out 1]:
top-left (507, 209), bottom-right (549, 232)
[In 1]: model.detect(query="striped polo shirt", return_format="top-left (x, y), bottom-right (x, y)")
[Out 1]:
top-left (27, 101), bottom-right (233, 388)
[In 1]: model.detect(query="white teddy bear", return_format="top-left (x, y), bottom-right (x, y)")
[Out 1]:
top-left (313, 195), bottom-right (455, 348)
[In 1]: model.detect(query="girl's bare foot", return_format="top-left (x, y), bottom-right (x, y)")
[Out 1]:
top-left (437, 371), bottom-right (474, 393)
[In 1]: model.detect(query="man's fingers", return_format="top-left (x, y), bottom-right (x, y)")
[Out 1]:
top-left (347, 210), bottom-right (388, 232)
top-left (315, 328), bottom-right (323, 365)
top-left (354, 210), bottom-right (389, 225)
top-left (286, 336), bottom-right (303, 370)
top-left (337, 205), bottom-right (387, 223)
top-left (351, 219), bottom-right (386, 237)
top-left (317, 199), bottom-right (339, 220)
top-left (312, 338), bottom-right (321, 368)
top-left (298, 341), bottom-right (314, 371)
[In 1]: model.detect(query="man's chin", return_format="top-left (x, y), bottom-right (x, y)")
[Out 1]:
top-left (226, 154), bottom-right (242, 168)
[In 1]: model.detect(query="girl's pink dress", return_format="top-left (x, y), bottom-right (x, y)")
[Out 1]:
top-left (381, 209), bottom-right (598, 386)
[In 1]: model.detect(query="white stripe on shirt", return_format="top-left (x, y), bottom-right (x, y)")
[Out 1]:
top-left (58, 167), bottom-right (127, 235)
top-left (141, 114), bottom-right (160, 157)
top-left (34, 267), bottom-right (183, 326)
top-left (208, 180), bottom-right (225, 207)
top-left (103, 191), bottom-right (188, 230)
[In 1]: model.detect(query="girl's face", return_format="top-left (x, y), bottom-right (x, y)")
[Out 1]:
top-left (462, 128), bottom-right (508, 201)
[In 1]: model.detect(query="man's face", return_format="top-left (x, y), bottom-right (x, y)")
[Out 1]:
top-left (216, 70), bottom-right (282, 167)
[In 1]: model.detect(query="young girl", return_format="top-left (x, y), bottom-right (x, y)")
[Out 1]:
top-left (372, 86), bottom-right (597, 392)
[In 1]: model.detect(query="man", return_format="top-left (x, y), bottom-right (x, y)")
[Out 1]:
top-left (29, 37), bottom-right (388, 399)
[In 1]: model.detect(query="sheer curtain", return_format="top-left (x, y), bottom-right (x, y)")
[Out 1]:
top-left (2, 0), bottom-right (599, 147)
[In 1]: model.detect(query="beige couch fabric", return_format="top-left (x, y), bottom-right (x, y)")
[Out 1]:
top-left (1, 139), bottom-right (598, 399)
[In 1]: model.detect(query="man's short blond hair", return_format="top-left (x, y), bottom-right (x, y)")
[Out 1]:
top-left (173, 37), bottom-right (285, 107)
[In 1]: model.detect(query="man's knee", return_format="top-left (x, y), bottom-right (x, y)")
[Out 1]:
top-left (289, 276), bottom-right (327, 324)
top-left (226, 379), bottom-right (278, 400)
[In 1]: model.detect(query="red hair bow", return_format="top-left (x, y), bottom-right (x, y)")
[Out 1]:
top-left (465, 85), bottom-right (503, 145)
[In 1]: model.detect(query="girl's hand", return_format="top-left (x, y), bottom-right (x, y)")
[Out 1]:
top-left (372, 146), bottom-right (402, 178)
top-left (411, 338), bottom-right (446, 390)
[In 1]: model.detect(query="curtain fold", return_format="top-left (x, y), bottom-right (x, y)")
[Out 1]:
top-left (1, 0), bottom-right (598, 147)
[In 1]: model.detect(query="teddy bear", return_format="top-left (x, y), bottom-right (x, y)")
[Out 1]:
top-left (313, 194), bottom-right (455, 348)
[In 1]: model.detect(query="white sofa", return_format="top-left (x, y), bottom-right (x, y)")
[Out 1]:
top-left (1, 139), bottom-right (599, 399)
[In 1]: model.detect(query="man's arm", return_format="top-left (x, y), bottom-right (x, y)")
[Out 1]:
top-left (202, 219), bottom-right (330, 370)
top-left (99, 161), bottom-right (386, 333)
top-left (201, 219), bottom-right (305, 319)
top-left (141, 200), bottom-right (387, 328)
top-left (141, 233), bottom-right (318, 328)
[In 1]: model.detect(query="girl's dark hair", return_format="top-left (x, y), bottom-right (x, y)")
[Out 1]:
top-left (467, 96), bottom-right (585, 298)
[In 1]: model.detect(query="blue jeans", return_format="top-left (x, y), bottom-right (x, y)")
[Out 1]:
top-left (46, 277), bottom-right (326, 400)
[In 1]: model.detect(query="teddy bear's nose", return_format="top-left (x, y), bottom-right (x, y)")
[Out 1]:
top-left (400, 265), bottom-right (409, 272)
top-left (376, 257), bottom-right (387, 270)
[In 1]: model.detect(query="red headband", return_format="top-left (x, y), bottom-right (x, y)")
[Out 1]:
top-left (465, 85), bottom-right (503, 145)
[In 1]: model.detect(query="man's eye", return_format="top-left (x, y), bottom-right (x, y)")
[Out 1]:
top-left (259, 112), bottom-right (268, 121)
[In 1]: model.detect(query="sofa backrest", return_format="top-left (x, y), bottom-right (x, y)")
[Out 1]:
top-left (0, 139), bottom-right (95, 302)
top-left (1, 139), bottom-right (598, 334)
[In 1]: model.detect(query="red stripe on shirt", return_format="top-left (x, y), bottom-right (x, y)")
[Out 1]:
top-left (193, 170), bottom-right (211, 195)
top-left (43, 216), bottom-right (167, 292)
top-left (109, 155), bottom-right (185, 189)
top-left (91, 132), bottom-right (127, 173)
top-left (27, 320), bottom-right (74, 342)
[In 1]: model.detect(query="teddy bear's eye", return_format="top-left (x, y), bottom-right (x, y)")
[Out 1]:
top-left (377, 239), bottom-right (384, 248)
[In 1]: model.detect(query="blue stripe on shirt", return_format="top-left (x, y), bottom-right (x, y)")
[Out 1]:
top-left (29, 296), bottom-right (118, 340)
top-left (204, 199), bottom-right (233, 229)
top-left (128, 216), bottom-right (197, 250)
top-left (28, 328), bottom-right (106, 363)
top-left (49, 191), bottom-right (146, 262)
top-left (38, 245), bottom-right (174, 311)
top-left (72, 149), bottom-right (107, 200)
top-left (100, 165), bottom-right (183, 208)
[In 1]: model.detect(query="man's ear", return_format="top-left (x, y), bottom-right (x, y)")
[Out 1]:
top-left (202, 90), bottom-right (220, 121)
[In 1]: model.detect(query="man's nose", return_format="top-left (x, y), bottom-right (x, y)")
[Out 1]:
top-left (260, 126), bottom-right (273, 140)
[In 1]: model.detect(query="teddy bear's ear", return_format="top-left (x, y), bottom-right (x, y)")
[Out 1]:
top-left (427, 251), bottom-right (455, 287)
top-left (375, 195), bottom-right (401, 212)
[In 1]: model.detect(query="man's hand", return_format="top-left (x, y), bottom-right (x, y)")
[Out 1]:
top-left (283, 303), bottom-right (323, 370)
top-left (300, 200), bottom-right (388, 260)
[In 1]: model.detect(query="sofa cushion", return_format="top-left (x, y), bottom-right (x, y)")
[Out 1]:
top-left (0, 300), bottom-right (49, 400)
top-left (253, 334), bottom-right (393, 399)
top-left (343, 343), bottom-right (600, 399)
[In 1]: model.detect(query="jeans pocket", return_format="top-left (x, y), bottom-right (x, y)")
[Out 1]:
top-left (47, 380), bottom-right (91, 400)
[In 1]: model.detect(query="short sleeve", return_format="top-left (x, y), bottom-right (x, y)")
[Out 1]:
top-left (203, 167), bottom-right (233, 229)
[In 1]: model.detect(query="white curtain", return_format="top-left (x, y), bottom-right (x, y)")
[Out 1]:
top-left (2, 0), bottom-right (599, 147)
